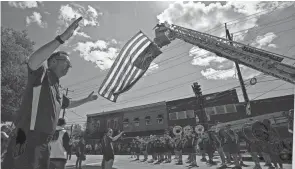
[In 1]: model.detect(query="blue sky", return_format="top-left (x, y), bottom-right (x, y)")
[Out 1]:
top-left (2, 1), bottom-right (295, 125)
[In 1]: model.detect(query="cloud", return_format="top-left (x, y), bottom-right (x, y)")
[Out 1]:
top-left (201, 66), bottom-right (261, 80)
top-left (26, 12), bottom-right (47, 28)
top-left (268, 44), bottom-right (277, 48)
top-left (74, 39), bottom-right (159, 74)
top-left (56, 3), bottom-right (103, 46)
top-left (8, 1), bottom-right (41, 9)
top-left (157, 1), bottom-right (291, 80)
top-left (74, 31), bottom-right (91, 39)
top-left (189, 46), bottom-right (261, 80)
top-left (58, 4), bottom-right (102, 27)
top-left (251, 32), bottom-right (277, 48)
top-left (73, 40), bottom-right (119, 70)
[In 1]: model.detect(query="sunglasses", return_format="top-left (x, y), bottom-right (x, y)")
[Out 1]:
top-left (55, 58), bottom-right (72, 68)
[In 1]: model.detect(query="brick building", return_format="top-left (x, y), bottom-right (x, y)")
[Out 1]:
top-left (166, 89), bottom-right (239, 127)
top-left (86, 101), bottom-right (168, 140)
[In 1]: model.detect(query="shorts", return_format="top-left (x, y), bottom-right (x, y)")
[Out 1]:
top-left (49, 159), bottom-right (67, 169)
top-left (103, 152), bottom-right (114, 161)
top-left (2, 129), bottom-right (52, 169)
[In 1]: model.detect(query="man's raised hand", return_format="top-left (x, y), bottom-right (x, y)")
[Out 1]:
top-left (86, 91), bottom-right (98, 102)
top-left (60, 17), bottom-right (83, 42)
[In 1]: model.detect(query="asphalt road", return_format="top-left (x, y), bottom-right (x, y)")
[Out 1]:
top-left (66, 155), bottom-right (292, 169)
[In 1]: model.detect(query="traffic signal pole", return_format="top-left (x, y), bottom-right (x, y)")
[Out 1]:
top-left (192, 82), bottom-right (208, 130)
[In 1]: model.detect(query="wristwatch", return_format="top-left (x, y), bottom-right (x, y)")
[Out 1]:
top-left (55, 35), bottom-right (65, 44)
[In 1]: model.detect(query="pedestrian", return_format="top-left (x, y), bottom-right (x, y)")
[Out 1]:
top-left (76, 138), bottom-right (86, 169)
top-left (2, 17), bottom-right (99, 169)
top-left (101, 128), bottom-right (124, 169)
top-left (49, 118), bottom-right (70, 169)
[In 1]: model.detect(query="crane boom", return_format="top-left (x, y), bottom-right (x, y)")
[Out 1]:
top-left (154, 22), bottom-right (295, 84)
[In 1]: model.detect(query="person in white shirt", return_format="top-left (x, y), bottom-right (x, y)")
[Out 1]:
top-left (49, 118), bottom-right (70, 169)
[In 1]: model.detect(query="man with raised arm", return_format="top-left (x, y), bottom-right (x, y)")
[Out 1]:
top-left (101, 128), bottom-right (124, 169)
top-left (2, 17), bottom-right (98, 169)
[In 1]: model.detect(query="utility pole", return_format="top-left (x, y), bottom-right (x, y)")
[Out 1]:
top-left (62, 88), bottom-right (69, 118)
top-left (225, 23), bottom-right (249, 103)
top-left (192, 82), bottom-right (208, 130)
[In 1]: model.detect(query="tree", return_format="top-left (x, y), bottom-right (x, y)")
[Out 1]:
top-left (1, 27), bottom-right (35, 122)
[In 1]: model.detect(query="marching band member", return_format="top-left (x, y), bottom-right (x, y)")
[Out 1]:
top-left (225, 125), bottom-right (248, 167)
top-left (201, 131), bottom-right (216, 165)
top-left (240, 119), bottom-right (262, 169)
top-left (262, 119), bottom-right (283, 169)
top-left (174, 133), bottom-right (183, 165)
top-left (141, 138), bottom-right (148, 161)
top-left (219, 126), bottom-right (241, 169)
top-left (148, 135), bottom-right (156, 163)
top-left (154, 137), bottom-right (162, 164)
top-left (134, 137), bottom-right (141, 160)
top-left (130, 139), bottom-right (136, 158)
top-left (208, 129), bottom-right (226, 168)
top-left (189, 132), bottom-right (199, 167)
top-left (164, 131), bottom-right (173, 163)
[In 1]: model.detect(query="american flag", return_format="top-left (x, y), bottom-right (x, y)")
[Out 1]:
top-left (98, 31), bottom-right (162, 102)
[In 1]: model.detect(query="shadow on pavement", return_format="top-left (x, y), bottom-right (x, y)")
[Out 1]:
top-left (66, 166), bottom-right (117, 169)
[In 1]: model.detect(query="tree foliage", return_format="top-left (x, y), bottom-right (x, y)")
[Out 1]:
top-left (1, 27), bottom-right (35, 122)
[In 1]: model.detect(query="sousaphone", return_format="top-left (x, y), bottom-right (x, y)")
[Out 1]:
top-left (242, 120), bottom-right (272, 142)
top-left (173, 126), bottom-right (183, 136)
top-left (195, 124), bottom-right (205, 134)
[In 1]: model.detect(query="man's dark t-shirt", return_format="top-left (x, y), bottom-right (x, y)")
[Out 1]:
top-left (15, 64), bottom-right (70, 135)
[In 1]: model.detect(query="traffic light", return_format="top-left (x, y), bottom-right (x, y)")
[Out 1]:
top-left (192, 82), bottom-right (202, 96)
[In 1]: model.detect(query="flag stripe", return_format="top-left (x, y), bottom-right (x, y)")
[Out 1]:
top-left (98, 32), bottom-right (143, 95)
top-left (111, 40), bottom-right (152, 95)
top-left (119, 66), bottom-right (137, 92)
top-left (108, 39), bottom-right (151, 97)
top-left (103, 37), bottom-right (149, 99)
top-left (100, 34), bottom-right (147, 96)
top-left (112, 69), bottom-right (144, 102)
top-left (123, 68), bottom-right (141, 91)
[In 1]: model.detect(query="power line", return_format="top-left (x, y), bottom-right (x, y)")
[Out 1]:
top-left (251, 82), bottom-right (288, 100)
top-left (64, 7), bottom-right (286, 89)
top-left (65, 5), bottom-right (295, 95)
top-left (70, 13), bottom-right (295, 93)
